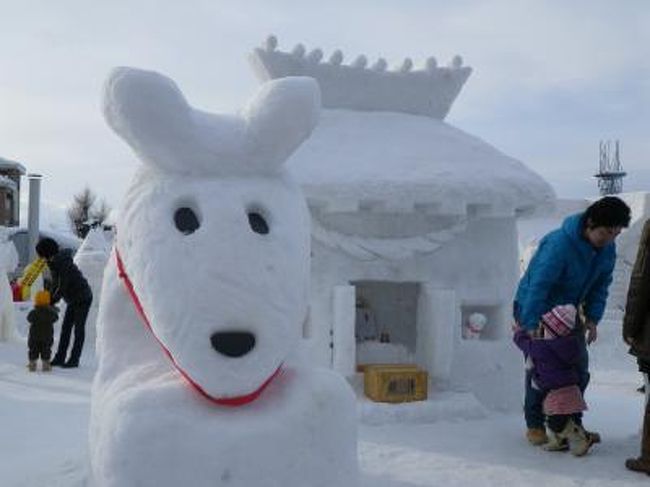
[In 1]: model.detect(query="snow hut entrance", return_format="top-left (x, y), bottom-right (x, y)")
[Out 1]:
top-left (352, 281), bottom-right (419, 367)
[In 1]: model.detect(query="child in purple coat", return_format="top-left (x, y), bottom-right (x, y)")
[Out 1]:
top-left (513, 304), bottom-right (597, 456)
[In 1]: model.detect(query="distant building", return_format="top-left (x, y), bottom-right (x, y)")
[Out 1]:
top-left (0, 157), bottom-right (80, 277)
top-left (0, 157), bottom-right (26, 226)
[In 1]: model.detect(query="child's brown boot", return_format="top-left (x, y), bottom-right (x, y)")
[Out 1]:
top-left (560, 420), bottom-right (596, 456)
top-left (42, 360), bottom-right (52, 372)
top-left (27, 361), bottom-right (37, 372)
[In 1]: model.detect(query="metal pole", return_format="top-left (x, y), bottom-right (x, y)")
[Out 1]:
top-left (27, 174), bottom-right (42, 263)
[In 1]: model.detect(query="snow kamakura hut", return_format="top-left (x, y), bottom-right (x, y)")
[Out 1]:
top-left (251, 37), bottom-right (555, 405)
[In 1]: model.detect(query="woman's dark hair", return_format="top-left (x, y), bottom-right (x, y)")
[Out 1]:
top-left (583, 196), bottom-right (631, 229)
top-left (35, 237), bottom-right (59, 259)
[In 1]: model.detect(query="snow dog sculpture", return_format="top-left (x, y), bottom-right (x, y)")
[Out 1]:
top-left (90, 67), bottom-right (358, 487)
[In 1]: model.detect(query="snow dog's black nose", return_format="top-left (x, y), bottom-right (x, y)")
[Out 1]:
top-left (210, 332), bottom-right (256, 358)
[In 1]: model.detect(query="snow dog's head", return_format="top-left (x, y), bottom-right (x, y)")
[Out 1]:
top-left (103, 67), bottom-right (319, 404)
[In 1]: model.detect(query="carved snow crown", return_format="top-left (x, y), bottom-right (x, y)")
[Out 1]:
top-left (250, 35), bottom-right (472, 119)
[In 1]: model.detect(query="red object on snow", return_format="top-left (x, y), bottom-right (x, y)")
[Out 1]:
top-left (11, 282), bottom-right (23, 302)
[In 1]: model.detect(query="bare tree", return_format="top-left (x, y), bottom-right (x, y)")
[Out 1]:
top-left (91, 199), bottom-right (111, 228)
top-left (67, 187), bottom-right (111, 239)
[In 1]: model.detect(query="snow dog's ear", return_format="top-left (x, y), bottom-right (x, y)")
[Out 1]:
top-left (103, 67), bottom-right (320, 176)
top-left (241, 76), bottom-right (320, 172)
top-left (103, 67), bottom-right (194, 174)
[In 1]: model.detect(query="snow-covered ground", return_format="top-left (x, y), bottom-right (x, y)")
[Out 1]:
top-left (0, 337), bottom-right (647, 486)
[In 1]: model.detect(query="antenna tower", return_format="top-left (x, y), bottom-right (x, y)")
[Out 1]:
top-left (595, 140), bottom-right (626, 195)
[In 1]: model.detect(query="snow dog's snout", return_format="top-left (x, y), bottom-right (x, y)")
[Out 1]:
top-left (210, 331), bottom-right (256, 358)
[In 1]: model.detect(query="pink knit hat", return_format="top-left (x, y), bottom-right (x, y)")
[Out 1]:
top-left (541, 304), bottom-right (577, 338)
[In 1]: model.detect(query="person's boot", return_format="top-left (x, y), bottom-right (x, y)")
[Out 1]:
top-left (625, 400), bottom-right (650, 475)
top-left (62, 360), bottom-right (79, 368)
top-left (625, 458), bottom-right (650, 474)
top-left (574, 418), bottom-right (601, 444)
top-left (27, 361), bottom-right (37, 372)
top-left (526, 428), bottom-right (548, 446)
top-left (543, 431), bottom-right (569, 452)
top-left (560, 420), bottom-right (595, 457)
top-left (41, 360), bottom-right (52, 372)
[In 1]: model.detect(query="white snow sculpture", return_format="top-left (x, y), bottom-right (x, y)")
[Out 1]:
top-left (73, 227), bottom-right (111, 348)
top-left (90, 67), bottom-right (358, 487)
top-left (250, 35), bottom-right (472, 119)
top-left (463, 312), bottom-right (487, 340)
top-left (0, 228), bottom-right (18, 341)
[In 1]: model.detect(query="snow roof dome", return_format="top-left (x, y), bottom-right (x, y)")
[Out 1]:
top-left (251, 36), bottom-right (555, 216)
top-left (288, 109), bottom-right (555, 215)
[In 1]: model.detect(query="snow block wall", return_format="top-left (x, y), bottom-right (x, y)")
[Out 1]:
top-left (304, 214), bottom-right (525, 411)
top-left (90, 67), bottom-right (358, 487)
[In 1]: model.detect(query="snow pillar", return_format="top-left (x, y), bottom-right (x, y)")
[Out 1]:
top-left (416, 285), bottom-right (456, 383)
top-left (332, 284), bottom-right (356, 377)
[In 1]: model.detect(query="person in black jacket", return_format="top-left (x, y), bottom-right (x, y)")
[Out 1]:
top-left (35, 237), bottom-right (93, 368)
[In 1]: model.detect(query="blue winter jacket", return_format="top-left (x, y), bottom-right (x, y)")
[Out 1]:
top-left (514, 213), bottom-right (616, 330)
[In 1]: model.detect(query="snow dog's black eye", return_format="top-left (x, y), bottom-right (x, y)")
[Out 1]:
top-left (248, 212), bottom-right (269, 235)
top-left (174, 207), bottom-right (200, 235)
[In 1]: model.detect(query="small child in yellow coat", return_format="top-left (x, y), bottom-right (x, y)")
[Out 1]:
top-left (26, 290), bottom-right (59, 372)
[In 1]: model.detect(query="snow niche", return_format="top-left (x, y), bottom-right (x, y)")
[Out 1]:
top-left (0, 227), bottom-right (18, 341)
top-left (90, 68), bottom-right (358, 487)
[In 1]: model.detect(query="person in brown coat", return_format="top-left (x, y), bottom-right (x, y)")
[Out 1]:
top-left (623, 218), bottom-right (650, 475)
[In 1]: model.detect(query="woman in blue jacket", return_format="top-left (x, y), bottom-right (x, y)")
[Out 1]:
top-left (514, 196), bottom-right (631, 446)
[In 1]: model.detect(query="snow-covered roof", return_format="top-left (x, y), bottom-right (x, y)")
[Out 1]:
top-left (288, 109), bottom-right (555, 215)
top-left (0, 157), bottom-right (26, 175)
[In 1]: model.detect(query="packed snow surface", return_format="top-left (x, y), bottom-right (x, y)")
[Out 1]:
top-left (0, 339), bottom-right (648, 486)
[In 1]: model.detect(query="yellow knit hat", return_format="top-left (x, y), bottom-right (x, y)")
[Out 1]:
top-left (34, 290), bottom-right (51, 307)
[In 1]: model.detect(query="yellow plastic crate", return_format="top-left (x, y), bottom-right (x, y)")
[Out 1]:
top-left (357, 363), bottom-right (419, 373)
top-left (363, 365), bottom-right (428, 403)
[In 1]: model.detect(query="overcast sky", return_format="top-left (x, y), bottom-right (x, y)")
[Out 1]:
top-left (1, 0), bottom-right (648, 231)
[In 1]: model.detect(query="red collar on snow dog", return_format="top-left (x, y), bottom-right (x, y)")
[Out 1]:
top-left (115, 248), bottom-right (281, 407)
